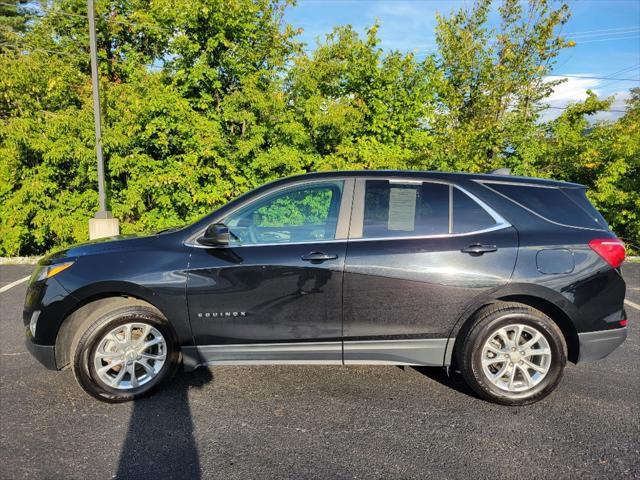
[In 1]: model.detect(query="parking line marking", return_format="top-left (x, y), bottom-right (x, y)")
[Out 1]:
top-left (0, 276), bottom-right (30, 293)
top-left (625, 299), bottom-right (640, 312)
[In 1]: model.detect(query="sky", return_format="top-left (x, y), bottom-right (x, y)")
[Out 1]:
top-left (284, 0), bottom-right (640, 120)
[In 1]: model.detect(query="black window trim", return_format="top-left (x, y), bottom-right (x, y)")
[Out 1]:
top-left (476, 180), bottom-right (609, 232)
top-left (348, 177), bottom-right (511, 241)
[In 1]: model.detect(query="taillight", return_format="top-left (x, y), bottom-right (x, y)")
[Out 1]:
top-left (588, 238), bottom-right (626, 268)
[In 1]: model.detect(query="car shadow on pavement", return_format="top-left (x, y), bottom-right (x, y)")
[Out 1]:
top-left (410, 366), bottom-right (481, 400)
top-left (115, 367), bottom-right (213, 480)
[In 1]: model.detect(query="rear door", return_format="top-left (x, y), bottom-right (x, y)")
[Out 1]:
top-left (342, 177), bottom-right (518, 365)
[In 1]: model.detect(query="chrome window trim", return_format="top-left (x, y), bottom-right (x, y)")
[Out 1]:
top-left (186, 224), bottom-right (512, 249)
top-left (185, 175), bottom-right (513, 249)
top-left (345, 223), bottom-right (510, 243)
top-left (349, 176), bottom-right (511, 240)
top-left (185, 177), bottom-right (354, 248)
top-left (456, 183), bottom-right (508, 226)
top-left (188, 238), bottom-right (351, 249)
top-left (477, 180), bottom-right (608, 232)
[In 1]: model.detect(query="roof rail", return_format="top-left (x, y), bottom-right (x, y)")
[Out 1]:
top-left (489, 168), bottom-right (512, 175)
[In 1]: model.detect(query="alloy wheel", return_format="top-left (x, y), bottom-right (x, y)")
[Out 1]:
top-left (93, 322), bottom-right (167, 390)
top-left (480, 323), bottom-right (552, 393)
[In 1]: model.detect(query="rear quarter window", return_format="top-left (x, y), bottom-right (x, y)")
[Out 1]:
top-left (485, 183), bottom-right (608, 230)
top-left (452, 188), bottom-right (497, 233)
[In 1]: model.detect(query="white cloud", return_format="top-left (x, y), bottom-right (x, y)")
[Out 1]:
top-left (593, 90), bottom-right (631, 122)
top-left (540, 75), bottom-right (627, 122)
top-left (544, 75), bottom-right (601, 103)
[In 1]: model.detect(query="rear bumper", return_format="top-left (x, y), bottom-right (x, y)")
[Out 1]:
top-left (25, 331), bottom-right (57, 370)
top-left (577, 328), bottom-right (627, 362)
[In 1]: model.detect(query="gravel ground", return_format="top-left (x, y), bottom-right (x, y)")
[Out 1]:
top-left (1, 264), bottom-right (639, 480)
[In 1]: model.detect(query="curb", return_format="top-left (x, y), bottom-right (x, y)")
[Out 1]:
top-left (0, 257), bottom-right (41, 265)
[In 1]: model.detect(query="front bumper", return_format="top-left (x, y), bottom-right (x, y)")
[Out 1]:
top-left (25, 330), bottom-right (57, 370)
top-left (577, 327), bottom-right (627, 362)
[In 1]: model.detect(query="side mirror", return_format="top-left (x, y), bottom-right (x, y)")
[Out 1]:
top-left (197, 223), bottom-right (230, 247)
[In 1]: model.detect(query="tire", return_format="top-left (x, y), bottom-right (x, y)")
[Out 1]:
top-left (71, 301), bottom-right (179, 403)
top-left (456, 302), bottom-right (567, 406)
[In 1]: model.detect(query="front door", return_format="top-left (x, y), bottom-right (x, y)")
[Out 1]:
top-left (186, 178), bottom-right (353, 364)
top-left (342, 178), bottom-right (518, 365)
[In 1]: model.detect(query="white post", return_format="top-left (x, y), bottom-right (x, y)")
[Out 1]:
top-left (87, 0), bottom-right (119, 239)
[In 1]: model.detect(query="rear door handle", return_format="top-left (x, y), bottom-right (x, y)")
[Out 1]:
top-left (301, 251), bottom-right (338, 263)
top-left (461, 244), bottom-right (498, 255)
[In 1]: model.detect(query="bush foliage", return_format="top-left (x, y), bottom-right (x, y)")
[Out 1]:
top-left (1, 0), bottom-right (638, 255)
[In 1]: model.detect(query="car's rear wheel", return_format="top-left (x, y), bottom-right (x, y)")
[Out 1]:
top-left (71, 302), bottom-right (179, 403)
top-left (457, 302), bottom-right (567, 405)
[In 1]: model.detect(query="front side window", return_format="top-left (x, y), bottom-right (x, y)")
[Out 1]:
top-left (224, 181), bottom-right (344, 245)
top-left (362, 180), bottom-right (449, 238)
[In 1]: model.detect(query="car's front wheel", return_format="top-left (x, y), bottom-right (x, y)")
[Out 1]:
top-left (71, 301), bottom-right (179, 402)
top-left (457, 302), bottom-right (567, 406)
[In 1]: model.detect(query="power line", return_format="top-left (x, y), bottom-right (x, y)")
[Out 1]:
top-left (597, 66), bottom-right (640, 90)
top-left (546, 106), bottom-right (628, 113)
top-left (567, 28), bottom-right (639, 38)
top-left (565, 26), bottom-right (640, 36)
top-left (550, 74), bottom-right (640, 82)
top-left (575, 35), bottom-right (640, 45)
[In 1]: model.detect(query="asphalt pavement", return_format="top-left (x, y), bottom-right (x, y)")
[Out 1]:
top-left (1, 264), bottom-right (639, 479)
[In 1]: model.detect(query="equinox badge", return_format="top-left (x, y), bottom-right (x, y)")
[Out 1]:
top-left (197, 311), bottom-right (247, 318)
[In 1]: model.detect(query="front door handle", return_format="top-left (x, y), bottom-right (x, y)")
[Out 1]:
top-left (461, 244), bottom-right (498, 255)
top-left (301, 251), bottom-right (338, 263)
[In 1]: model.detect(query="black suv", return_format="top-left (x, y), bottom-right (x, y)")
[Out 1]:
top-left (23, 171), bottom-right (627, 405)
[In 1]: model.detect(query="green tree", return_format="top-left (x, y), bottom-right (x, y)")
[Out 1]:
top-left (521, 90), bottom-right (640, 251)
top-left (1, 0), bottom-right (638, 256)
top-left (431, 0), bottom-right (572, 171)
top-left (0, 1), bottom-right (29, 52)
top-left (288, 24), bottom-right (438, 170)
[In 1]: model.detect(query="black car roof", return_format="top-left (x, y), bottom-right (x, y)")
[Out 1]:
top-left (280, 170), bottom-right (584, 188)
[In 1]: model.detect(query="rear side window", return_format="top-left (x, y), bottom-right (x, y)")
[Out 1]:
top-left (361, 180), bottom-right (501, 238)
top-left (562, 188), bottom-right (609, 229)
top-left (363, 180), bottom-right (449, 237)
top-left (486, 183), bottom-right (607, 229)
top-left (453, 188), bottom-right (497, 233)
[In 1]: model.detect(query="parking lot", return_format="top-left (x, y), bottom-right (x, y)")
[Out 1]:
top-left (1, 264), bottom-right (639, 479)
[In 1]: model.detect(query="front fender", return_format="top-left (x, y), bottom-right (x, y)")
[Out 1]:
top-left (64, 280), bottom-right (193, 346)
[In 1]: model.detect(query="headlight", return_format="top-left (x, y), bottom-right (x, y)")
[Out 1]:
top-left (33, 261), bottom-right (75, 282)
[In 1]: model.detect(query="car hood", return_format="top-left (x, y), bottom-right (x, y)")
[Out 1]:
top-left (41, 233), bottom-right (160, 263)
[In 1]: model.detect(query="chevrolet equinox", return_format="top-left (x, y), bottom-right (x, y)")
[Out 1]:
top-left (23, 171), bottom-right (628, 405)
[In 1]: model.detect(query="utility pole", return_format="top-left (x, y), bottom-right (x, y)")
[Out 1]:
top-left (87, 0), bottom-right (119, 239)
